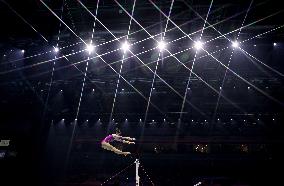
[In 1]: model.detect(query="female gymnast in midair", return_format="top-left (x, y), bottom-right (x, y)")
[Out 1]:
top-left (101, 129), bottom-right (135, 156)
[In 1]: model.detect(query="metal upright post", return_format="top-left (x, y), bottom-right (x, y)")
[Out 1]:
top-left (135, 159), bottom-right (140, 186)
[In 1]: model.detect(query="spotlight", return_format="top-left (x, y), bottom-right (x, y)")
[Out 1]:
top-left (60, 89), bottom-right (63, 92)
top-left (232, 41), bottom-right (239, 48)
top-left (75, 118), bottom-right (77, 121)
top-left (273, 42), bottom-right (277, 46)
top-left (121, 41), bottom-right (130, 53)
top-left (86, 119), bottom-right (88, 122)
top-left (125, 118), bottom-right (128, 121)
top-left (194, 40), bottom-right (203, 50)
top-left (157, 40), bottom-right (166, 51)
top-left (231, 118), bottom-right (233, 121)
top-left (248, 87), bottom-right (250, 89)
top-left (217, 118), bottom-right (220, 121)
top-left (62, 119), bottom-right (65, 121)
top-left (92, 89), bottom-right (95, 92)
top-left (254, 44), bottom-right (257, 47)
top-left (54, 47), bottom-right (59, 53)
top-left (86, 43), bottom-right (94, 54)
top-left (21, 50), bottom-right (25, 53)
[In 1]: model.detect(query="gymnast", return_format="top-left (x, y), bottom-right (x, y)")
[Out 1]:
top-left (101, 128), bottom-right (135, 156)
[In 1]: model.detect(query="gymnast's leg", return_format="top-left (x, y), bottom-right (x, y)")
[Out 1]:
top-left (101, 142), bottom-right (130, 156)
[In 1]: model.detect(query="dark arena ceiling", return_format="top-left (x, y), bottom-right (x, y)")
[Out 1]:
top-left (0, 0), bottom-right (284, 186)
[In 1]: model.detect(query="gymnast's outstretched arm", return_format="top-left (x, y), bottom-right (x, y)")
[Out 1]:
top-left (121, 136), bottom-right (136, 141)
top-left (113, 134), bottom-right (135, 143)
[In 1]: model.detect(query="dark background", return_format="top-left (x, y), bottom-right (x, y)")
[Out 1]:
top-left (0, 0), bottom-right (284, 185)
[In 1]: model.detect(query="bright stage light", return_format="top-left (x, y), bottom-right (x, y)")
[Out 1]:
top-left (21, 50), bottom-right (25, 53)
top-left (121, 41), bottom-right (130, 53)
top-left (157, 40), bottom-right (166, 51)
top-left (54, 47), bottom-right (59, 53)
top-left (86, 43), bottom-right (94, 54)
top-left (273, 42), bottom-right (277, 46)
top-left (232, 41), bottom-right (239, 48)
top-left (194, 41), bottom-right (203, 50)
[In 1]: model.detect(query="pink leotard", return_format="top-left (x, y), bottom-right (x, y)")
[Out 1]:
top-left (101, 134), bottom-right (114, 143)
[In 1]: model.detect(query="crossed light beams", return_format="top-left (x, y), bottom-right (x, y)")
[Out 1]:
top-left (1, 0), bottom-right (105, 98)
top-left (0, 0), bottom-right (275, 73)
top-left (3, 0), bottom-right (282, 115)
top-left (114, 0), bottom-right (243, 116)
top-left (39, 0), bottom-right (167, 119)
top-left (141, 0), bottom-right (175, 147)
top-left (0, 2), bottom-right (273, 75)
top-left (109, 0), bottom-right (137, 124)
top-left (212, 0), bottom-right (254, 122)
top-left (147, 0), bottom-right (284, 107)
top-left (144, 0), bottom-right (175, 124)
top-left (183, 0), bottom-right (257, 121)
top-left (179, 0), bottom-right (214, 121)
top-left (5, 0), bottom-right (284, 118)
top-left (174, 0), bottom-right (214, 148)
top-left (78, 0), bottom-right (274, 118)
top-left (77, 0), bottom-right (206, 116)
top-left (14, 20), bottom-right (282, 89)
top-left (4, 1), bottom-right (237, 67)
top-left (0, 0), bottom-right (245, 69)
top-left (3, 0), bottom-right (282, 129)
top-left (13, 21), bottom-right (284, 84)
top-left (1, 19), bottom-right (283, 86)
